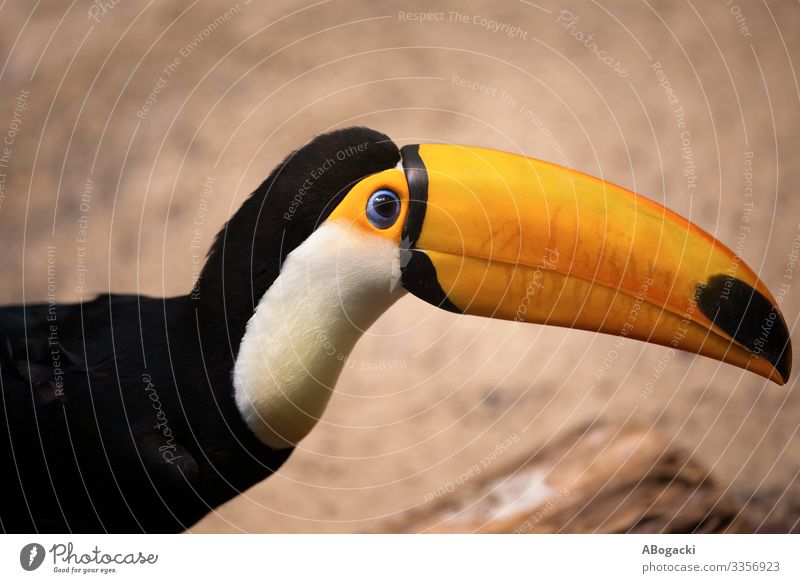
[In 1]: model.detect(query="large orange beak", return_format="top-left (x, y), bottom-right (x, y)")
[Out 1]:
top-left (398, 144), bottom-right (791, 385)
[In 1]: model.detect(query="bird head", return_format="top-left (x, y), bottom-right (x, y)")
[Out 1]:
top-left (211, 127), bottom-right (791, 449)
top-left (284, 127), bottom-right (791, 386)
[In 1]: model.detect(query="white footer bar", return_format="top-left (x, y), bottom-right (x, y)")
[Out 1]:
top-left (1, 534), bottom-right (796, 582)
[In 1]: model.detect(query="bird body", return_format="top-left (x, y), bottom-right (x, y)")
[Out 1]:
top-left (0, 293), bottom-right (291, 532)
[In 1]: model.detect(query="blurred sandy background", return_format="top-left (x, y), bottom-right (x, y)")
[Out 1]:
top-left (0, 0), bottom-right (797, 532)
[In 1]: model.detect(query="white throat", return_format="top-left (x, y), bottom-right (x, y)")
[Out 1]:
top-left (233, 221), bottom-right (404, 449)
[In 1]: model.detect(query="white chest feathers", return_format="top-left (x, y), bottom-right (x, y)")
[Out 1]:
top-left (233, 221), bottom-right (404, 449)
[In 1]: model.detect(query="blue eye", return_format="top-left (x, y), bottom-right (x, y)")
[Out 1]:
top-left (365, 189), bottom-right (401, 229)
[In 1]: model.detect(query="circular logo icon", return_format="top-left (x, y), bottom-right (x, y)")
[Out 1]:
top-left (20, 543), bottom-right (46, 571)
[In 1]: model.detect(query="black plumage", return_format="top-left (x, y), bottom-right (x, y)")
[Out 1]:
top-left (0, 127), bottom-right (400, 533)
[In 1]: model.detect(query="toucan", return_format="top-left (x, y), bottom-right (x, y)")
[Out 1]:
top-left (0, 127), bottom-right (791, 533)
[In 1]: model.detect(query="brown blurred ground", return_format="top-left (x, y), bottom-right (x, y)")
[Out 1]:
top-left (0, 0), bottom-right (797, 532)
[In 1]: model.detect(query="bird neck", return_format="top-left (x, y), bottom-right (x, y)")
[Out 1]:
top-left (231, 222), bottom-right (404, 449)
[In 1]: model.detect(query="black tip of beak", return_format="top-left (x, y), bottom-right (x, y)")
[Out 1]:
top-left (697, 274), bottom-right (792, 383)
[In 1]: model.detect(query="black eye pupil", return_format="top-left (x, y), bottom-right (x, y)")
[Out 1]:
top-left (372, 194), bottom-right (397, 217)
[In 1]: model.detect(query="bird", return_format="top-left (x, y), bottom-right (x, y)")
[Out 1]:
top-left (0, 127), bottom-right (791, 533)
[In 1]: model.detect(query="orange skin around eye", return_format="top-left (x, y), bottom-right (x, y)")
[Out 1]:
top-left (327, 169), bottom-right (410, 243)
